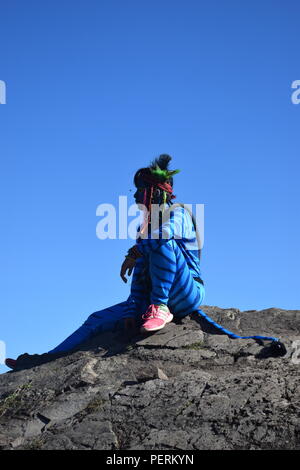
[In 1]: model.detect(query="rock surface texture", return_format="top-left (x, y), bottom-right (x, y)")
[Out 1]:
top-left (0, 305), bottom-right (299, 450)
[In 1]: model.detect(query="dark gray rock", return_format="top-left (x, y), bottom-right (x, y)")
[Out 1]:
top-left (0, 305), bottom-right (299, 450)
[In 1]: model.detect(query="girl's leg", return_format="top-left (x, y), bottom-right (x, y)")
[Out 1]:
top-left (48, 259), bottom-right (151, 355)
top-left (48, 241), bottom-right (202, 354)
top-left (148, 239), bottom-right (205, 318)
top-left (47, 301), bottom-right (131, 354)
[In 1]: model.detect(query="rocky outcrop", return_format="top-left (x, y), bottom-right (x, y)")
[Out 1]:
top-left (0, 305), bottom-right (299, 450)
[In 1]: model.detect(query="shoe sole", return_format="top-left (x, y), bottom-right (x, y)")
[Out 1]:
top-left (140, 313), bottom-right (173, 333)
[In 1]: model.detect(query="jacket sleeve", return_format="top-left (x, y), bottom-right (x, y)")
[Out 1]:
top-left (136, 205), bottom-right (186, 255)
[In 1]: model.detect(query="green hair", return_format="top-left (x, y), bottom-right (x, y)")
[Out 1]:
top-left (149, 154), bottom-right (180, 183)
top-left (150, 164), bottom-right (180, 182)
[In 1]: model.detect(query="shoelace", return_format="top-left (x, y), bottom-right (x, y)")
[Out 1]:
top-left (142, 304), bottom-right (167, 320)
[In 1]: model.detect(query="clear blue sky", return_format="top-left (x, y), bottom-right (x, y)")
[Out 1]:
top-left (1, 0), bottom-right (299, 373)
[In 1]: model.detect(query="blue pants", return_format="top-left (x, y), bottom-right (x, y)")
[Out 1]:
top-left (48, 240), bottom-right (205, 354)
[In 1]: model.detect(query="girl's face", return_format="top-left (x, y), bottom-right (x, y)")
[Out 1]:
top-left (133, 175), bottom-right (148, 205)
top-left (133, 187), bottom-right (146, 204)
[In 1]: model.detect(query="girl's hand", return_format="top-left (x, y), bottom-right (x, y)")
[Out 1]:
top-left (120, 257), bottom-right (136, 283)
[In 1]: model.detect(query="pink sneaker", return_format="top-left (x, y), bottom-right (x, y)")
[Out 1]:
top-left (141, 304), bottom-right (173, 333)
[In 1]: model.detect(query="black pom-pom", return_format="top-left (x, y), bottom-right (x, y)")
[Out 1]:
top-left (150, 154), bottom-right (172, 171)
